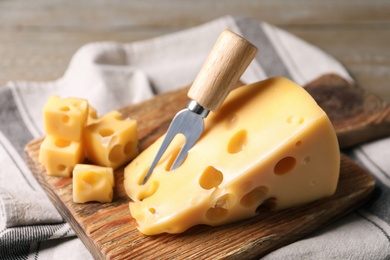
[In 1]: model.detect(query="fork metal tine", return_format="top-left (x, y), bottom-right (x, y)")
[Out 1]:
top-left (141, 30), bottom-right (257, 185)
top-left (170, 123), bottom-right (204, 170)
top-left (141, 123), bottom-right (177, 184)
top-left (142, 108), bottom-right (205, 184)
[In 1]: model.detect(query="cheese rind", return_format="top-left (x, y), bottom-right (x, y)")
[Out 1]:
top-left (43, 96), bottom-right (89, 141)
top-left (39, 135), bottom-right (84, 177)
top-left (84, 111), bottom-right (139, 170)
top-left (72, 164), bottom-right (114, 203)
top-left (124, 77), bottom-right (340, 235)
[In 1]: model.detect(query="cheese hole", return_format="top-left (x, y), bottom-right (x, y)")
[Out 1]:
top-left (287, 116), bottom-right (305, 124)
top-left (148, 208), bottom-right (156, 214)
top-left (256, 197), bottom-right (277, 213)
top-left (108, 144), bottom-right (124, 163)
top-left (225, 113), bottom-right (238, 130)
top-left (55, 139), bottom-right (71, 148)
top-left (62, 115), bottom-right (70, 123)
top-left (274, 157), bottom-right (296, 175)
top-left (71, 101), bottom-right (83, 110)
top-left (240, 186), bottom-right (268, 208)
top-left (81, 172), bottom-right (103, 188)
top-left (199, 166), bottom-right (223, 190)
top-left (57, 164), bottom-right (67, 172)
top-left (123, 141), bottom-right (134, 155)
top-left (227, 130), bottom-right (247, 154)
top-left (263, 197), bottom-right (277, 209)
top-left (137, 181), bottom-right (159, 201)
top-left (205, 207), bottom-right (228, 222)
top-left (215, 193), bottom-right (234, 209)
top-left (206, 193), bottom-right (234, 221)
top-left (114, 114), bottom-right (124, 121)
top-left (295, 141), bottom-right (302, 147)
top-left (99, 128), bottom-right (114, 137)
top-left (59, 106), bottom-right (70, 111)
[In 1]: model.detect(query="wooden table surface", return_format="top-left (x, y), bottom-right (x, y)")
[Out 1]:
top-left (1, 0), bottom-right (389, 103)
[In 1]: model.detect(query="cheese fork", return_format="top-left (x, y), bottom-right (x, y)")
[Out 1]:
top-left (142, 29), bottom-right (258, 184)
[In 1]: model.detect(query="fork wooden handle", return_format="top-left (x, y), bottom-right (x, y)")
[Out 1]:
top-left (187, 29), bottom-right (258, 112)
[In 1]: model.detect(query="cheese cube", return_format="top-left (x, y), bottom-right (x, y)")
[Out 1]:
top-left (124, 77), bottom-right (340, 235)
top-left (84, 111), bottom-right (139, 170)
top-left (39, 135), bottom-right (84, 177)
top-left (72, 164), bottom-right (114, 203)
top-left (43, 96), bottom-right (89, 141)
top-left (87, 105), bottom-right (99, 125)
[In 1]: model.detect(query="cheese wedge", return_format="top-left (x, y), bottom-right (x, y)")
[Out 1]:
top-left (72, 164), bottom-right (114, 203)
top-left (124, 77), bottom-right (340, 235)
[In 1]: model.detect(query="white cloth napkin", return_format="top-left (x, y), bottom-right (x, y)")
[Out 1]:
top-left (0, 15), bottom-right (389, 259)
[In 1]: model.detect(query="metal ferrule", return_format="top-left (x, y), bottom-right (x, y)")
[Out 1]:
top-left (187, 100), bottom-right (210, 118)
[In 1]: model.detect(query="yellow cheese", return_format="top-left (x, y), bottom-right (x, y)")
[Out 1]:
top-left (84, 111), bottom-right (139, 170)
top-left (39, 135), bottom-right (84, 177)
top-left (72, 164), bottom-right (114, 203)
top-left (43, 96), bottom-right (89, 141)
top-left (87, 105), bottom-right (99, 125)
top-left (124, 77), bottom-right (340, 235)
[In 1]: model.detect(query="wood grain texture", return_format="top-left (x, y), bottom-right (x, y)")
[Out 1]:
top-left (24, 75), bottom-right (377, 259)
top-left (1, 0), bottom-right (389, 28)
top-left (24, 146), bottom-right (375, 259)
top-left (1, 0), bottom-right (389, 104)
top-left (305, 74), bottom-right (390, 148)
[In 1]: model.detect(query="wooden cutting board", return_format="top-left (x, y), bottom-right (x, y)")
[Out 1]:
top-left (25, 74), bottom-right (387, 259)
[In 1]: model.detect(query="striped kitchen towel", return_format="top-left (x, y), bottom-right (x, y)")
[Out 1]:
top-left (1, 16), bottom-right (389, 259)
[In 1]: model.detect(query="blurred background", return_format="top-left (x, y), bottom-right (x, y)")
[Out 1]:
top-left (0, 0), bottom-right (389, 101)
